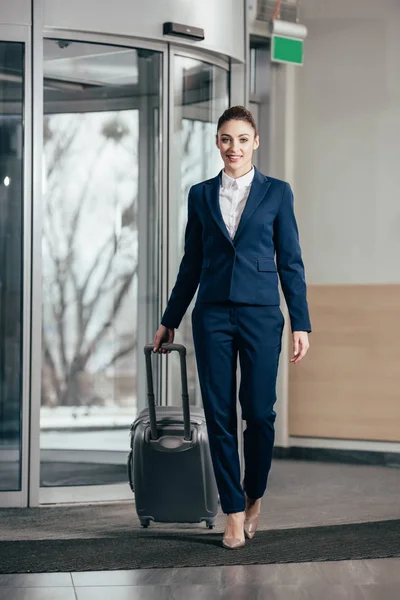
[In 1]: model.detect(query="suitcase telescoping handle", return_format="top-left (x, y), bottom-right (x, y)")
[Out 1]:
top-left (143, 343), bottom-right (191, 442)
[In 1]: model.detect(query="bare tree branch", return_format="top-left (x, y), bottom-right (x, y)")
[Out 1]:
top-left (82, 247), bottom-right (115, 318)
top-left (65, 140), bottom-right (109, 253)
top-left (42, 332), bottom-right (62, 404)
top-left (45, 117), bottom-right (81, 180)
top-left (81, 267), bottom-right (137, 367)
top-left (99, 338), bottom-right (137, 371)
top-left (54, 258), bottom-right (69, 379)
top-left (78, 234), bottom-right (115, 305)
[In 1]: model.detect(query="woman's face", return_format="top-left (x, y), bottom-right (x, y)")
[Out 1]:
top-left (216, 119), bottom-right (259, 178)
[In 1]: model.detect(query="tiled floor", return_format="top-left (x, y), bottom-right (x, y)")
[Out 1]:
top-left (0, 558), bottom-right (399, 600)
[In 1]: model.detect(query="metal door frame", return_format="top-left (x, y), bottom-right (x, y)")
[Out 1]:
top-left (165, 44), bottom-right (230, 408)
top-left (30, 24), bottom-right (168, 506)
top-left (0, 24), bottom-right (32, 507)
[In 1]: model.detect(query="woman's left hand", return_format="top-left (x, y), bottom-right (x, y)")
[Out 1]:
top-left (290, 331), bottom-right (310, 364)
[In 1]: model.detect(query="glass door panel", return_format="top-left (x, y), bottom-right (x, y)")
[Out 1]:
top-left (0, 41), bottom-right (25, 494)
top-left (169, 54), bottom-right (229, 407)
top-left (41, 39), bottom-right (161, 490)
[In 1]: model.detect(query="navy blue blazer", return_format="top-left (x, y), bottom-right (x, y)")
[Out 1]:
top-left (161, 166), bottom-right (311, 333)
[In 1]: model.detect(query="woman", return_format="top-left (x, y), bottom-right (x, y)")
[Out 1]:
top-left (153, 105), bottom-right (311, 549)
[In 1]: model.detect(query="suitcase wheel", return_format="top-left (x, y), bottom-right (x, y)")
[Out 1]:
top-left (140, 520), bottom-right (150, 528)
top-left (207, 524), bottom-right (215, 529)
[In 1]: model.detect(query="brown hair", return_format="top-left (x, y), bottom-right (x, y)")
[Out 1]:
top-left (217, 105), bottom-right (258, 137)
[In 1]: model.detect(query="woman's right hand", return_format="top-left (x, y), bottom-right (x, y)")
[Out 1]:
top-left (153, 324), bottom-right (175, 354)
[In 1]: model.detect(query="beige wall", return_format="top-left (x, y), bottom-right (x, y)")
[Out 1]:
top-left (289, 285), bottom-right (400, 442)
top-left (290, 0), bottom-right (400, 441)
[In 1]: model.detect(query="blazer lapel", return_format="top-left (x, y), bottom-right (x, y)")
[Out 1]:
top-left (233, 167), bottom-right (271, 244)
top-left (204, 172), bottom-right (234, 246)
top-left (204, 166), bottom-right (272, 246)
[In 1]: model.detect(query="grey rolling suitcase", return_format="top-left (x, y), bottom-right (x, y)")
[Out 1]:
top-left (128, 342), bottom-right (218, 528)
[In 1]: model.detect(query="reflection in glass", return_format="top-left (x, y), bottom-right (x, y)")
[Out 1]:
top-left (171, 56), bottom-right (229, 406)
top-left (41, 40), bottom-right (161, 487)
top-left (0, 42), bottom-right (24, 491)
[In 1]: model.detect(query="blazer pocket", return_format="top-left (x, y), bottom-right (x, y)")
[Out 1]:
top-left (257, 257), bottom-right (277, 272)
top-left (202, 257), bottom-right (210, 269)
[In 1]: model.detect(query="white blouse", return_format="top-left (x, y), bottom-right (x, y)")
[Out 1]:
top-left (219, 167), bottom-right (255, 239)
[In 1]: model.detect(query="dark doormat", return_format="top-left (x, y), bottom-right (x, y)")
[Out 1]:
top-left (0, 519), bottom-right (399, 573)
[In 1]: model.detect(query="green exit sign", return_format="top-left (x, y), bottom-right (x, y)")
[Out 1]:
top-left (272, 34), bottom-right (304, 66)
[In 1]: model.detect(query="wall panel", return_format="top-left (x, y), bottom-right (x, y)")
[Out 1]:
top-left (289, 285), bottom-right (400, 442)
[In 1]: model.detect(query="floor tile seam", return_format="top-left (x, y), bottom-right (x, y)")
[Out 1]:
top-left (0, 574), bottom-right (75, 588)
top-left (0, 585), bottom-right (76, 589)
top-left (69, 575), bottom-right (382, 586)
top-left (72, 583), bottom-right (223, 589)
top-left (0, 577), bottom-right (394, 588)
top-left (70, 572), bottom-right (79, 600)
top-left (63, 579), bottom-right (398, 591)
top-left (45, 582), bottom-right (400, 591)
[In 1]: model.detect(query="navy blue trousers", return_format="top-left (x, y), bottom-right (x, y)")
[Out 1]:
top-left (191, 301), bottom-right (284, 514)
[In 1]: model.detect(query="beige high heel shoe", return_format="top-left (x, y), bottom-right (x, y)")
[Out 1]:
top-left (244, 513), bottom-right (260, 540)
top-left (222, 512), bottom-right (246, 549)
top-left (244, 494), bottom-right (261, 540)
